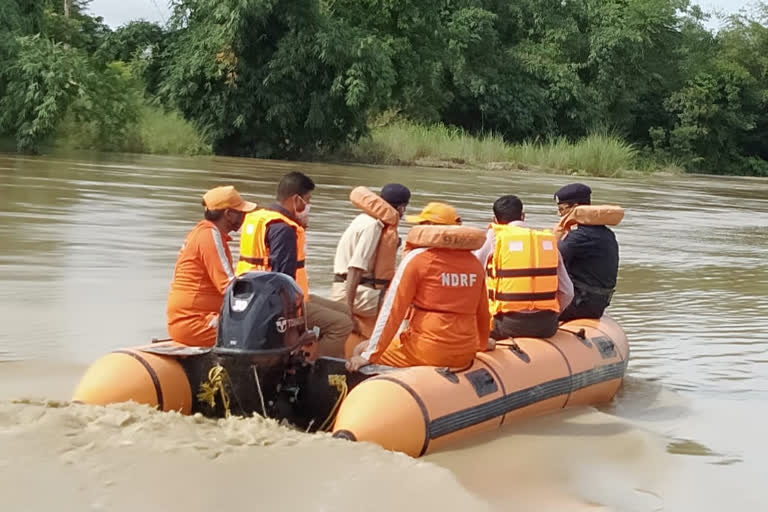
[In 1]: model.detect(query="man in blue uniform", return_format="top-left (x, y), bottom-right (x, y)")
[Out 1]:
top-left (554, 183), bottom-right (619, 321)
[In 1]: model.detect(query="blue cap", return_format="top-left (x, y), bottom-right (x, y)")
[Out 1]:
top-left (381, 183), bottom-right (411, 206)
top-left (554, 183), bottom-right (592, 204)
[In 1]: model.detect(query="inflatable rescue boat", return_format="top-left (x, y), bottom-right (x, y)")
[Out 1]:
top-left (72, 219), bottom-right (629, 458)
top-left (72, 281), bottom-right (628, 458)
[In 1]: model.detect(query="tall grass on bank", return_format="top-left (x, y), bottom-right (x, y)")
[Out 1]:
top-left (55, 105), bottom-right (211, 156)
top-left (134, 107), bottom-right (211, 155)
top-left (341, 121), bottom-right (639, 177)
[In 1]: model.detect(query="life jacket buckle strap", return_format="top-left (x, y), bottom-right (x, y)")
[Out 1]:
top-left (493, 267), bottom-right (558, 278)
top-left (571, 279), bottom-right (615, 298)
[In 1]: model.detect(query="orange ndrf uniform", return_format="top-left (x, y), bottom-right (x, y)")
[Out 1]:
top-left (361, 226), bottom-right (490, 368)
top-left (166, 220), bottom-right (235, 347)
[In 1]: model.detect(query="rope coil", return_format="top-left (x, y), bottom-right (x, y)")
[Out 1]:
top-left (318, 374), bottom-right (348, 432)
top-left (197, 365), bottom-right (232, 418)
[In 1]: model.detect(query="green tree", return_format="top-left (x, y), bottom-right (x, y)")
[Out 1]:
top-left (41, 0), bottom-right (110, 53)
top-left (160, 0), bottom-right (396, 157)
top-left (651, 5), bottom-right (768, 175)
top-left (98, 21), bottom-right (165, 62)
top-left (0, 36), bottom-right (138, 152)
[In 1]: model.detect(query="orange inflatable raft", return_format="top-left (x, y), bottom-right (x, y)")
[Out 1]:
top-left (72, 315), bottom-right (628, 458)
top-left (331, 315), bottom-right (628, 457)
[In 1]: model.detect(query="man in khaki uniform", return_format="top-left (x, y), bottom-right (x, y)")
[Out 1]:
top-left (330, 184), bottom-right (411, 330)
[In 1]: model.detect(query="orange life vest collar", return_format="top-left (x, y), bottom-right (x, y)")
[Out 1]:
top-left (346, 186), bottom-right (400, 288)
top-left (557, 204), bottom-right (624, 237)
top-left (405, 225), bottom-right (487, 251)
top-left (349, 186), bottom-right (400, 226)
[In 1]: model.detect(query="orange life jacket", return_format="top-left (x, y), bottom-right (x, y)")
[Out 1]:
top-left (405, 224), bottom-right (487, 251)
top-left (487, 223), bottom-right (560, 314)
top-left (555, 205), bottom-right (624, 240)
top-left (349, 186), bottom-right (400, 288)
top-left (236, 209), bottom-right (309, 302)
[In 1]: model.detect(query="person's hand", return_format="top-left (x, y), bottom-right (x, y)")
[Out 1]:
top-left (485, 338), bottom-right (496, 351)
top-left (346, 355), bottom-right (370, 372)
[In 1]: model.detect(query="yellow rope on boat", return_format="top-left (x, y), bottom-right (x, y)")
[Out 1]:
top-left (319, 374), bottom-right (348, 432)
top-left (197, 365), bottom-right (232, 418)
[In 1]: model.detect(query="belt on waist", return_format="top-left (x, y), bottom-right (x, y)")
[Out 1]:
top-left (333, 273), bottom-right (390, 288)
top-left (240, 256), bottom-right (305, 269)
top-left (571, 279), bottom-right (614, 297)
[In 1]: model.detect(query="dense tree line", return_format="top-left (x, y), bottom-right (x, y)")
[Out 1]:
top-left (1, 0), bottom-right (768, 175)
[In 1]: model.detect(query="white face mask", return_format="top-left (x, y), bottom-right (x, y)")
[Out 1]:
top-left (296, 204), bottom-right (310, 226)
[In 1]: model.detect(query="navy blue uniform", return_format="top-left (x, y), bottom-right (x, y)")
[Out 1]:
top-left (558, 225), bottom-right (619, 321)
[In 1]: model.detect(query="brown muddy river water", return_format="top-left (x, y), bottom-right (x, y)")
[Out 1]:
top-left (1, 152), bottom-right (766, 511)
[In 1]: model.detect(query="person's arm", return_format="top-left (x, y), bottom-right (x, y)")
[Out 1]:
top-left (556, 253), bottom-right (574, 312)
top-left (347, 250), bottom-right (422, 370)
top-left (345, 220), bottom-right (383, 313)
top-left (266, 222), bottom-right (298, 279)
top-left (557, 230), bottom-right (583, 270)
top-left (200, 227), bottom-right (235, 294)
top-left (345, 267), bottom-right (364, 310)
top-left (476, 278), bottom-right (491, 351)
top-left (472, 228), bottom-right (495, 270)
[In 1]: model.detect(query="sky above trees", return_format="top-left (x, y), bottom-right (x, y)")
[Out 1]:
top-left (89, 0), bottom-right (753, 27)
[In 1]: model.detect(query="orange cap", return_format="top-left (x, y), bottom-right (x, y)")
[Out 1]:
top-left (202, 186), bottom-right (257, 212)
top-left (405, 202), bottom-right (461, 225)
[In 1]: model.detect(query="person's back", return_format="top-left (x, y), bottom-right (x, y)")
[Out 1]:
top-left (394, 248), bottom-right (488, 367)
top-left (558, 224), bottom-right (619, 320)
top-left (560, 224), bottom-right (618, 290)
top-left (167, 186), bottom-right (256, 347)
top-left (554, 183), bottom-right (622, 321)
top-left (348, 225), bottom-right (491, 370)
top-left (475, 195), bottom-right (573, 340)
top-left (168, 219), bottom-right (232, 313)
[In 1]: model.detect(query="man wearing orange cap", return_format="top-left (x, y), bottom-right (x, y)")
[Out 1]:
top-left (166, 185), bottom-right (257, 347)
top-left (405, 202), bottom-right (462, 226)
top-left (346, 200), bottom-right (498, 371)
top-left (346, 216), bottom-right (492, 371)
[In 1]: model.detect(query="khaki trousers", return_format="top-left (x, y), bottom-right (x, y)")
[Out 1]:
top-left (307, 294), bottom-right (354, 358)
top-left (329, 282), bottom-right (381, 317)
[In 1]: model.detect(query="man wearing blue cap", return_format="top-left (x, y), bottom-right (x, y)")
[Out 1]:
top-left (331, 184), bottom-right (411, 334)
top-left (554, 183), bottom-right (620, 321)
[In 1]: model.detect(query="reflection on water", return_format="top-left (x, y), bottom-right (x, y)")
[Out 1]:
top-left (1, 151), bottom-right (767, 510)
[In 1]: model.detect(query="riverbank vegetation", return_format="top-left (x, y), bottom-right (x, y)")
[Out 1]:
top-left (2, 0), bottom-right (768, 176)
top-left (340, 120), bottom-right (643, 177)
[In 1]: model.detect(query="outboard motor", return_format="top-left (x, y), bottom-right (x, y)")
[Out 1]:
top-left (202, 271), bottom-right (314, 419)
top-left (216, 271), bottom-right (306, 359)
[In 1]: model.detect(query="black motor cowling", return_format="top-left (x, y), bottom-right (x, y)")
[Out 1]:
top-left (215, 271), bottom-right (306, 357)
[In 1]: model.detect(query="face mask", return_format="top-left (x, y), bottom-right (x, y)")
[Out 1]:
top-left (296, 204), bottom-right (310, 226)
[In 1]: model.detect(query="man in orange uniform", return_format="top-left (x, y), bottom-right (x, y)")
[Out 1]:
top-left (166, 185), bottom-right (257, 347)
top-left (347, 223), bottom-right (491, 371)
